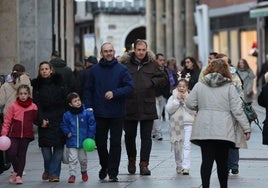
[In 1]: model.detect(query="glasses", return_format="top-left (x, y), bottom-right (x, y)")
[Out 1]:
top-left (103, 50), bottom-right (114, 54)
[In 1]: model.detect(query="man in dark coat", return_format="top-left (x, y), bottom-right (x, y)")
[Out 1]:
top-left (84, 42), bottom-right (133, 182)
top-left (121, 39), bottom-right (168, 176)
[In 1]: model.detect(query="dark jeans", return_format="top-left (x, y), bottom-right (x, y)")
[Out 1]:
top-left (95, 117), bottom-right (123, 177)
top-left (124, 120), bottom-right (153, 163)
top-left (200, 140), bottom-right (231, 188)
top-left (228, 148), bottom-right (239, 170)
top-left (41, 146), bottom-right (63, 177)
top-left (8, 138), bottom-right (31, 177)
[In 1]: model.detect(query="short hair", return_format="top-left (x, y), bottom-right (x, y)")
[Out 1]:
top-left (66, 92), bottom-right (80, 104)
top-left (203, 58), bottom-right (232, 80)
top-left (38, 61), bottom-right (53, 78)
top-left (155, 53), bottom-right (164, 59)
top-left (51, 50), bottom-right (60, 57)
top-left (209, 52), bottom-right (218, 56)
top-left (134, 39), bottom-right (147, 49)
top-left (100, 42), bottom-right (113, 52)
top-left (265, 72), bottom-right (268, 83)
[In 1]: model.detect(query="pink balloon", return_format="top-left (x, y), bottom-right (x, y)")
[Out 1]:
top-left (0, 136), bottom-right (11, 151)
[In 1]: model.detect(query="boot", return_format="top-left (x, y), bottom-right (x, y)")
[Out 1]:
top-left (139, 161), bottom-right (151, 175)
top-left (128, 157), bottom-right (136, 174)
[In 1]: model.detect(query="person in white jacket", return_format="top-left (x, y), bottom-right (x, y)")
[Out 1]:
top-left (166, 73), bottom-right (196, 175)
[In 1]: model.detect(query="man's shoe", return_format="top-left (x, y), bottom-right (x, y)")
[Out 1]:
top-left (109, 176), bottom-right (118, 182)
top-left (81, 171), bottom-right (88, 182)
top-left (139, 161), bottom-right (151, 175)
top-left (231, 169), bottom-right (239, 174)
top-left (182, 169), bottom-right (189, 175)
top-left (128, 157), bottom-right (136, 174)
top-left (68, 175), bottom-right (75, 183)
top-left (99, 168), bottom-right (107, 180)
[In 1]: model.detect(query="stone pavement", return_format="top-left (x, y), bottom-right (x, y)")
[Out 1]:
top-left (0, 100), bottom-right (267, 188)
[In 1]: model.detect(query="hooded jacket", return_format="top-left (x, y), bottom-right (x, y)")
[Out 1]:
top-left (121, 51), bottom-right (168, 120)
top-left (185, 73), bottom-right (251, 147)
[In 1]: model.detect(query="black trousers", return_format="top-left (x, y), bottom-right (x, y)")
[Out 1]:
top-left (124, 120), bottom-right (153, 163)
top-left (95, 117), bottom-right (123, 177)
top-left (199, 140), bottom-right (231, 188)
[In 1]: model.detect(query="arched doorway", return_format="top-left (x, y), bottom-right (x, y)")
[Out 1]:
top-left (125, 26), bottom-right (146, 52)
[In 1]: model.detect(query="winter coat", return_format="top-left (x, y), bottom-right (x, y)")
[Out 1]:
top-left (155, 68), bottom-right (171, 99)
top-left (166, 89), bottom-right (196, 143)
top-left (258, 83), bottom-right (268, 145)
top-left (0, 74), bottom-right (32, 114)
top-left (61, 106), bottom-right (96, 148)
top-left (237, 68), bottom-right (255, 103)
top-left (185, 73), bottom-right (251, 148)
top-left (50, 57), bottom-right (75, 93)
top-left (121, 51), bottom-right (169, 120)
top-left (31, 73), bottom-right (67, 147)
top-left (1, 99), bottom-right (37, 140)
top-left (84, 58), bottom-right (133, 118)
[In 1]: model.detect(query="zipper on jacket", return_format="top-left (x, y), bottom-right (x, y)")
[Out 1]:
top-left (76, 115), bottom-right (79, 148)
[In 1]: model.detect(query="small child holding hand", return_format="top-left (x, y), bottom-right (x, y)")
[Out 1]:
top-left (60, 92), bottom-right (96, 183)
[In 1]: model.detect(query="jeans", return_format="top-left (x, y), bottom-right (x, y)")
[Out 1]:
top-left (95, 117), bottom-right (123, 177)
top-left (124, 120), bottom-right (153, 162)
top-left (41, 146), bottom-right (63, 177)
top-left (228, 148), bottom-right (239, 170)
top-left (152, 96), bottom-right (167, 138)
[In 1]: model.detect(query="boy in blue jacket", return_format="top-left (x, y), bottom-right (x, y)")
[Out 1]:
top-left (61, 92), bottom-right (96, 183)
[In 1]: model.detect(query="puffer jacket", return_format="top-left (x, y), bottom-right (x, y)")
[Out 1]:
top-left (121, 51), bottom-right (168, 120)
top-left (185, 73), bottom-right (251, 147)
top-left (1, 99), bottom-right (37, 140)
top-left (0, 74), bottom-right (32, 114)
top-left (31, 73), bottom-right (67, 147)
top-left (60, 106), bottom-right (96, 148)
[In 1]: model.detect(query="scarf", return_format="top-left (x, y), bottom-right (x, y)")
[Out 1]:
top-left (69, 105), bottom-right (83, 115)
top-left (16, 97), bottom-right (33, 108)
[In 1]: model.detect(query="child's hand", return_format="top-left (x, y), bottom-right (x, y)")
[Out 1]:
top-left (41, 119), bottom-right (49, 128)
top-left (67, 132), bottom-right (72, 138)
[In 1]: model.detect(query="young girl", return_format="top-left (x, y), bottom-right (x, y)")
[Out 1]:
top-left (60, 92), bottom-right (96, 183)
top-left (1, 85), bottom-right (38, 184)
top-left (165, 74), bottom-right (196, 175)
top-left (31, 61), bottom-right (67, 182)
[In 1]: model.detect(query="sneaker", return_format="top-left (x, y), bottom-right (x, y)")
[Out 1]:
top-left (9, 172), bottom-right (17, 183)
top-left (49, 176), bottom-right (60, 182)
top-left (99, 168), bottom-right (107, 180)
top-left (128, 157), bottom-right (136, 174)
top-left (182, 169), bottom-right (189, 175)
top-left (231, 169), bottom-right (239, 174)
top-left (68, 175), bottom-right (75, 183)
top-left (15, 176), bottom-right (23, 184)
top-left (109, 176), bottom-right (118, 182)
top-left (81, 171), bottom-right (88, 182)
top-left (176, 166), bottom-right (182, 174)
top-left (42, 172), bottom-right (49, 181)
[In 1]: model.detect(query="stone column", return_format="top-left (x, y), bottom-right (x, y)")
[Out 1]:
top-left (165, 0), bottom-right (173, 58)
top-left (146, 0), bottom-right (156, 52)
top-left (156, 0), bottom-right (165, 54)
top-left (66, 0), bottom-right (74, 69)
top-left (185, 0), bottom-right (196, 57)
top-left (174, 0), bottom-right (184, 66)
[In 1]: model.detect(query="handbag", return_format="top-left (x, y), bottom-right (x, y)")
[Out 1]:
top-left (240, 97), bottom-right (262, 131)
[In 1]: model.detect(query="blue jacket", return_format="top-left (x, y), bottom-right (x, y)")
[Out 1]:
top-left (84, 58), bottom-right (133, 118)
top-left (61, 106), bottom-right (96, 148)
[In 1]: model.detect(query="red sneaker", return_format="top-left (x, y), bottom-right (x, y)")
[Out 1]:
top-left (82, 172), bottom-right (88, 182)
top-left (68, 175), bottom-right (75, 183)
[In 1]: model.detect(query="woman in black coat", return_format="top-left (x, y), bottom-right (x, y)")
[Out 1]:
top-left (258, 73), bottom-right (268, 145)
top-left (31, 61), bottom-right (67, 182)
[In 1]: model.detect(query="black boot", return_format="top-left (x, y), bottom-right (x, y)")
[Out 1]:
top-left (128, 157), bottom-right (136, 174)
top-left (139, 161), bottom-right (151, 175)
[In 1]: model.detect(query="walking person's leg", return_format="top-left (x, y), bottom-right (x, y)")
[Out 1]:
top-left (68, 148), bottom-right (78, 183)
top-left (124, 120), bottom-right (138, 174)
top-left (49, 146), bottom-right (63, 181)
top-left (78, 148), bottom-right (88, 182)
top-left (181, 125), bottom-right (192, 175)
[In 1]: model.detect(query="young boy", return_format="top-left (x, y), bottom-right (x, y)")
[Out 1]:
top-left (61, 92), bottom-right (96, 183)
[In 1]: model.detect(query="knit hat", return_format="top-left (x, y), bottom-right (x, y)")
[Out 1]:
top-left (84, 56), bottom-right (98, 64)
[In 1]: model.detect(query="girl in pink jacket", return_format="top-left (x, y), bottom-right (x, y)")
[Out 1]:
top-left (1, 84), bottom-right (38, 184)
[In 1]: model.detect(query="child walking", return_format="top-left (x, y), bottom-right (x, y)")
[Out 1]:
top-left (60, 92), bottom-right (96, 183)
top-left (165, 75), bottom-right (196, 175)
top-left (1, 84), bottom-right (38, 184)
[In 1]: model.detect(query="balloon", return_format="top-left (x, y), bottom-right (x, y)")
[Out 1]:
top-left (82, 138), bottom-right (95, 152)
top-left (0, 136), bottom-right (11, 151)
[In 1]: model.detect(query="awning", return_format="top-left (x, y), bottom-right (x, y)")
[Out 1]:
top-left (250, 6), bottom-right (268, 18)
